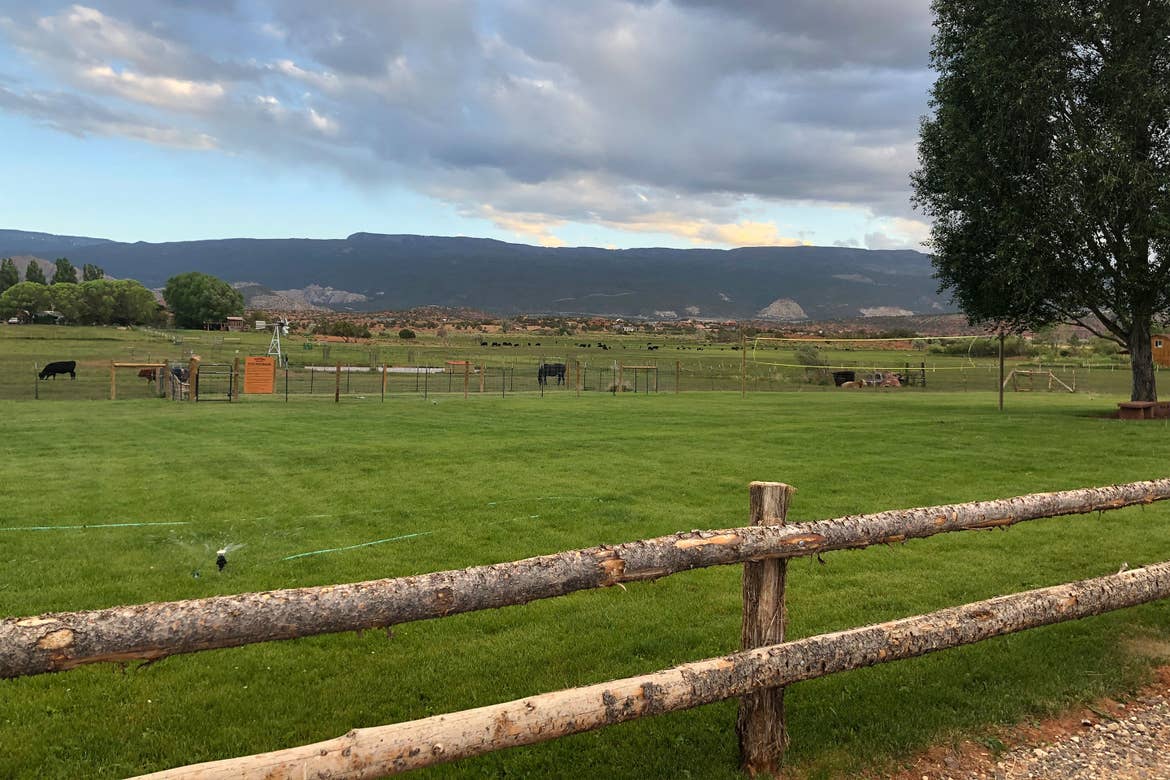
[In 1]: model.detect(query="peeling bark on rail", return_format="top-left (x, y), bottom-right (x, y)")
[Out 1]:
top-left (3, 479), bottom-right (1170, 679)
top-left (130, 559), bottom-right (1170, 779)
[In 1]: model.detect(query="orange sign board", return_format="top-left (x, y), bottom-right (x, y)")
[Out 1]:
top-left (244, 356), bottom-right (276, 394)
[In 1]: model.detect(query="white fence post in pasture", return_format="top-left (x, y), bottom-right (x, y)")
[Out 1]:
top-left (737, 481), bottom-right (794, 775)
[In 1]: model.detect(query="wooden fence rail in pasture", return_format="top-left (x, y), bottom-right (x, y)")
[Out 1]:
top-left (131, 560), bottom-right (1170, 779)
top-left (5, 478), bottom-right (1170, 777)
top-left (4, 479), bottom-right (1169, 681)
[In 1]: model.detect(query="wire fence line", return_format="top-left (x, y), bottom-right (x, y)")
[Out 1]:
top-left (0, 336), bottom-right (1151, 401)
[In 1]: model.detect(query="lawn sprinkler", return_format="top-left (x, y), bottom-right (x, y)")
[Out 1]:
top-left (215, 542), bottom-right (245, 572)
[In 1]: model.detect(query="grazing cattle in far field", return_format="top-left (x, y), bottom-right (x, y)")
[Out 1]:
top-left (38, 360), bottom-right (76, 380)
top-left (537, 363), bottom-right (567, 386)
top-left (138, 368), bottom-right (158, 382)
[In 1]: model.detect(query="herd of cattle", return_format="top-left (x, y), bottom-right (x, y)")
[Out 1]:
top-left (33, 357), bottom-right (908, 391)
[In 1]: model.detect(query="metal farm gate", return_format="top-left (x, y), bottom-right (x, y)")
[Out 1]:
top-left (194, 363), bottom-right (236, 402)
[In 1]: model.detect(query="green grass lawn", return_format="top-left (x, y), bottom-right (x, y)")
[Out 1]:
top-left (2, 391), bottom-right (1170, 778)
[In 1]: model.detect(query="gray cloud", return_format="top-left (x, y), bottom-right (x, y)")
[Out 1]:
top-left (0, 0), bottom-right (935, 244)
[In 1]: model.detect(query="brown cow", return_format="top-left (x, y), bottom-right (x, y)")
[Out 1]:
top-left (138, 368), bottom-right (157, 383)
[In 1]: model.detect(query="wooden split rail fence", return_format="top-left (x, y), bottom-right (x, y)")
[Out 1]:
top-left (4, 479), bottom-right (1170, 777)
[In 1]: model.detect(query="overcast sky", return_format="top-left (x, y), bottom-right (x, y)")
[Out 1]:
top-left (0, 1), bottom-right (935, 250)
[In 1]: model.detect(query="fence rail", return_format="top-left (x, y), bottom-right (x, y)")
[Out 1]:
top-left (131, 561), bottom-right (1170, 779)
top-left (5, 480), bottom-right (1168, 680)
top-left (6, 478), bottom-right (1170, 778)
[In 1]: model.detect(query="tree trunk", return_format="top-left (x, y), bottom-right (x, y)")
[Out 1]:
top-left (130, 559), bottom-right (1170, 779)
top-left (1129, 315), bottom-right (1157, 401)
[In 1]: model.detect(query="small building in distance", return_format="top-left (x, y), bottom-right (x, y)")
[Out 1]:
top-left (225, 316), bottom-right (247, 332)
top-left (1154, 334), bottom-right (1170, 368)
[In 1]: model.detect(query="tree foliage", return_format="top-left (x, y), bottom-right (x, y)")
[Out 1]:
top-left (0, 258), bottom-right (17, 295)
top-left (163, 272), bottom-right (244, 329)
top-left (48, 283), bottom-right (84, 322)
top-left (24, 261), bottom-right (46, 285)
top-left (0, 281), bottom-right (51, 319)
top-left (47, 279), bottom-right (159, 325)
top-left (82, 263), bottom-right (105, 282)
top-left (316, 319), bottom-right (371, 339)
top-left (912, 0), bottom-right (1170, 400)
top-left (52, 257), bottom-right (78, 285)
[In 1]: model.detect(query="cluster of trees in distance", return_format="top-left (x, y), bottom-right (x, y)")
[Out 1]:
top-left (0, 257), bottom-right (163, 326)
top-left (1, 259), bottom-right (243, 328)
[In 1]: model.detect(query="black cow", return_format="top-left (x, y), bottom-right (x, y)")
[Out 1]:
top-left (38, 360), bottom-right (76, 380)
top-left (537, 363), bottom-right (567, 386)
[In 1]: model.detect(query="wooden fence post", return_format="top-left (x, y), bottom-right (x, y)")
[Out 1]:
top-left (335, 363), bottom-right (341, 403)
top-left (110, 361), bottom-right (117, 401)
top-left (737, 481), bottom-right (794, 775)
top-left (741, 330), bottom-right (747, 398)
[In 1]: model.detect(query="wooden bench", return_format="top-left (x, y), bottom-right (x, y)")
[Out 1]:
top-left (1118, 401), bottom-right (1157, 420)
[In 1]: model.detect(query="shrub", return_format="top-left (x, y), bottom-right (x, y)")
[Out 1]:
top-left (794, 345), bottom-right (831, 384)
top-left (398, 328), bottom-right (416, 340)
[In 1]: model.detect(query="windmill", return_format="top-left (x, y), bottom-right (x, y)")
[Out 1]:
top-left (267, 318), bottom-right (290, 366)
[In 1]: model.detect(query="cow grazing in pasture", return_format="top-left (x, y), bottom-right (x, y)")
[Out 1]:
top-left (38, 360), bottom-right (76, 380)
top-left (537, 363), bottom-right (567, 386)
top-left (138, 368), bottom-right (158, 383)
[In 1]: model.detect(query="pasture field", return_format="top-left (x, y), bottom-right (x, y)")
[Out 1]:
top-left (0, 323), bottom-right (1145, 399)
top-left (3, 390), bottom-right (1170, 778)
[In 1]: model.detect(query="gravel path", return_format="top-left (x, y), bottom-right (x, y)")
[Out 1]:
top-left (991, 694), bottom-right (1170, 779)
top-left (890, 671), bottom-right (1170, 780)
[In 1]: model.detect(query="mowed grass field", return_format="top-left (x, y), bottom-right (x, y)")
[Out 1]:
top-left (4, 388), bottom-right (1170, 778)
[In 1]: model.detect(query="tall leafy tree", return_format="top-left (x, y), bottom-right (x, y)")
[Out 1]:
top-left (82, 263), bottom-right (105, 281)
top-left (913, 0), bottom-right (1170, 401)
top-left (24, 260), bottom-right (47, 285)
top-left (163, 272), bottom-right (244, 329)
top-left (52, 257), bottom-right (78, 284)
top-left (0, 258), bottom-right (18, 294)
top-left (49, 283), bottom-right (84, 322)
top-left (0, 281), bottom-right (52, 320)
top-left (78, 279), bottom-right (117, 324)
top-left (111, 279), bottom-right (160, 325)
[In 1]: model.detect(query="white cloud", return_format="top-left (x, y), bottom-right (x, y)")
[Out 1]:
top-left (864, 217), bottom-right (932, 250)
top-left (81, 64), bottom-right (225, 110)
top-left (0, 1), bottom-right (938, 247)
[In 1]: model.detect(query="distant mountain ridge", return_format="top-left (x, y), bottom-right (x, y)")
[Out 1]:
top-left (0, 229), bottom-right (951, 320)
